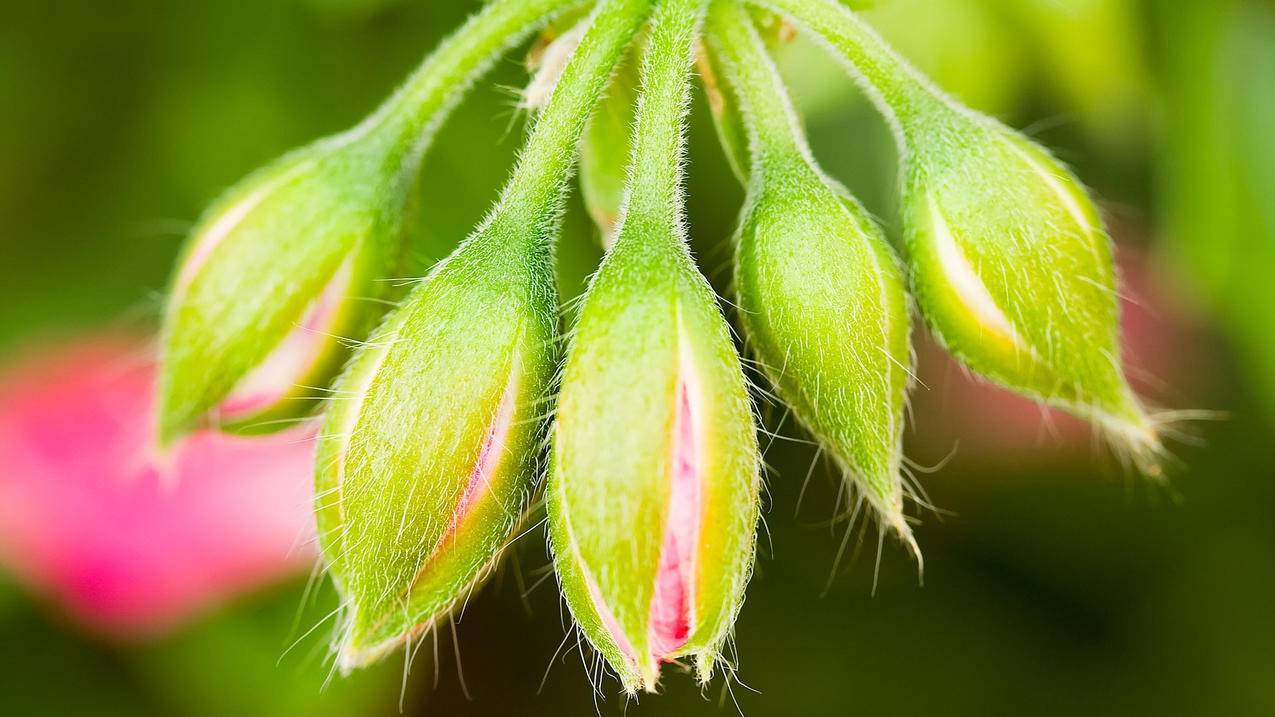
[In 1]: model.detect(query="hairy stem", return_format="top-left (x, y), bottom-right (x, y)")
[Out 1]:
top-left (373, 0), bottom-right (588, 154)
top-left (495, 0), bottom-right (657, 241)
top-left (617, 0), bottom-right (709, 235)
top-left (752, 0), bottom-right (939, 128)
top-left (703, 0), bottom-right (808, 174)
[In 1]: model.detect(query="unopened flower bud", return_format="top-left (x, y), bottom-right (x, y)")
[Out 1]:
top-left (901, 112), bottom-right (1161, 468)
top-left (158, 0), bottom-right (574, 446)
top-left (550, 0), bottom-right (758, 693)
top-left (706, 1), bottom-right (918, 554)
top-left (158, 137), bottom-right (399, 446)
top-left (315, 232), bottom-right (557, 671)
top-left (549, 240), bottom-right (759, 693)
top-left (740, 179), bottom-right (918, 550)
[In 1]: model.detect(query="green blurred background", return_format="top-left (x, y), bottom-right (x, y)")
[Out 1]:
top-left (2, 0), bottom-right (1273, 714)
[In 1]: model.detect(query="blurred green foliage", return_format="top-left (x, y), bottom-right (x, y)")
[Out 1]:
top-left (1, 0), bottom-right (1272, 715)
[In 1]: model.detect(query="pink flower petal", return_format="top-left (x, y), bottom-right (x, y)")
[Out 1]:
top-left (0, 335), bottom-right (317, 639)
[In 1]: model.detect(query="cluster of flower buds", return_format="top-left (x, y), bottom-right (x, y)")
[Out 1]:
top-left (760, 0), bottom-right (1166, 472)
top-left (155, 0), bottom-right (1181, 696)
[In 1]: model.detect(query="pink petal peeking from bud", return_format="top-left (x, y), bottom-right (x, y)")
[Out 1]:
top-left (174, 161), bottom-right (316, 294)
top-left (334, 361), bottom-right (526, 666)
top-left (649, 372), bottom-right (700, 660)
top-left (451, 367), bottom-right (520, 534)
top-left (218, 259), bottom-right (354, 422)
top-left (216, 257), bottom-right (351, 421)
top-left (0, 335), bottom-right (317, 639)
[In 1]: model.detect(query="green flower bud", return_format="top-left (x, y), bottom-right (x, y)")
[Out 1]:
top-left (315, 0), bottom-right (656, 671)
top-left (550, 0), bottom-right (759, 692)
top-left (158, 135), bottom-right (399, 445)
top-left (157, 0), bottom-right (575, 446)
top-left (901, 111), bottom-right (1160, 468)
top-left (315, 231), bottom-right (557, 670)
top-left (549, 238), bottom-right (759, 692)
top-left (706, 0), bottom-right (918, 554)
top-left (763, 0), bottom-right (1165, 471)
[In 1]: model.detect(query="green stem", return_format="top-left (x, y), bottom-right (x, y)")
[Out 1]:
top-left (703, 0), bottom-right (808, 174)
top-left (497, 0), bottom-right (657, 236)
top-left (618, 0), bottom-right (709, 235)
top-left (752, 0), bottom-right (938, 130)
top-left (372, 0), bottom-right (588, 161)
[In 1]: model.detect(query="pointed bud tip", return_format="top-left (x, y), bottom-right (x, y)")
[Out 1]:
top-left (334, 622), bottom-right (402, 673)
top-left (879, 497), bottom-right (924, 578)
top-left (1096, 400), bottom-right (1222, 484)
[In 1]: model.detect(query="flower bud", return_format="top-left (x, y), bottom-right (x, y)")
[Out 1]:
top-left (550, 0), bottom-right (757, 692)
top-left (158, 0), bottom-right (575, 446)
top-left (900, 106), bottom-right (1162, 471)
top-left (158, 136), bottom-right (400, 445)
top-left (706, 1), bottom-right (918, 554)
top-left (737, 171), bottom-right (918, 553)
top-left (315, 232), bottom-right (557, 671)
top-left (549, 240), bottom-right (760, 693)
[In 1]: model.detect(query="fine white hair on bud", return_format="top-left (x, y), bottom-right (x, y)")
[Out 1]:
top-left (706, 0), bottom-right (920, 559)
top-left (549, 0), bottom-right (760, 693)
top-left (315, 232), bottom-right (558, 671)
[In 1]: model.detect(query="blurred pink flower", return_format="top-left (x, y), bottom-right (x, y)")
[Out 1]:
top-left (0, 335), bottom-right (318, 639)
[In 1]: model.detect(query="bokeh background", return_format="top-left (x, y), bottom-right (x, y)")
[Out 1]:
top-left (2, 0), bottom-right (1273, 714)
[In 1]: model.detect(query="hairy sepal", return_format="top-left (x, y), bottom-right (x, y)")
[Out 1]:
top-left (737, 157), bottom-right (916, 553)
top-left (315, 228), bottom-right (556, 671)
top-left (158, 134), bottom-right (405, 446)
top-left (901, 106), bottom-right (1159, 465)
top-left (549, 237), bottom-right (759, 693)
